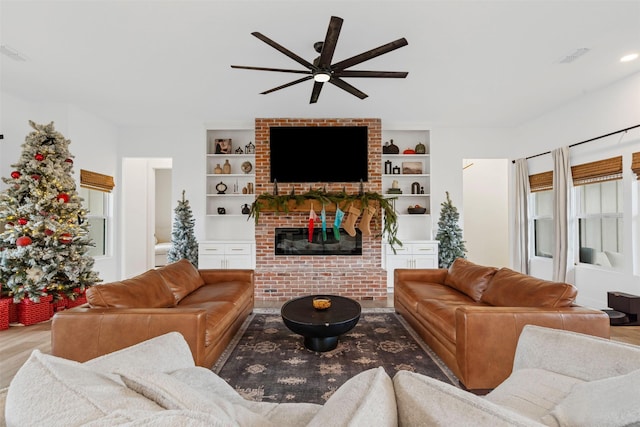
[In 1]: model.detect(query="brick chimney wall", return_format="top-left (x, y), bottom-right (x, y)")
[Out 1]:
top-left (253, 118), bottom-right (387, 302)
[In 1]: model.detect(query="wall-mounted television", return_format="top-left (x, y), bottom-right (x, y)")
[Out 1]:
top-left (270, 126), bottom-right (368, 183)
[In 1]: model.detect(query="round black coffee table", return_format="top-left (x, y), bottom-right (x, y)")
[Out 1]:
top-left (281, 295), bottom-right (361, 352)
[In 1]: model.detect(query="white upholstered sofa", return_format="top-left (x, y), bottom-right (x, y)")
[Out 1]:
top-left (3, 326), bottom-right (640, 426)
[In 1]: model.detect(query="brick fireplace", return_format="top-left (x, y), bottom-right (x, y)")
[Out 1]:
top-left (253, 118), bottom-right (387, 302)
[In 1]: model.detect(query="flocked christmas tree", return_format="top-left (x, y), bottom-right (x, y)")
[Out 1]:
top-left (167, 190), bottom-right (198, 267)
top-left (0, 121), bottom-right (101, 302)
top-left (435, 191), bottom-right (467, 268)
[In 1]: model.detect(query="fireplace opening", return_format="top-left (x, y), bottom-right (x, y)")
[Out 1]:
top-left (275, 228), bottom-right (362, 256)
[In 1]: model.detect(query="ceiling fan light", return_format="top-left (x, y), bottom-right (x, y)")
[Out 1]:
top-left (313, 72), bottom-right (331, 83)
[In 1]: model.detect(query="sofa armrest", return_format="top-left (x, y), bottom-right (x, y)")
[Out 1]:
top-left (514, 325), bottom-right (640, 381)
top-left (51, 307), bottom-right (208, 363)
top-left (454, 306), bottom-right (610, 390)
top-left (198, 269), bottom-right (254, 286)
top-left (394, 268), bottom-right (448, 286)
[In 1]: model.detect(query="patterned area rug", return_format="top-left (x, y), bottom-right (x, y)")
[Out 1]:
top-left (212, 308), bottom-right (459, 404)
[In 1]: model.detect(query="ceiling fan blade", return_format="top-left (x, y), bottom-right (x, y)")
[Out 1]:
top-left (310, 81), bottom-right (324, 104)
top-left (331, 38), bottom-right (408, 71)
top-left (329, 77), bottom-right (368, 100)
top-left (231, 65), bottom-right (312, 75)
top-left (317, 16), bottom-right (343, 69)
top-left (334, 70), bottom-right (408, 78)
top-left (260, 75), bottom-right (313, 95)
top-left (251, 32), bottom-right (316, 70)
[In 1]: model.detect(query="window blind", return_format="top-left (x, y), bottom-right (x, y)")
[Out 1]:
top-left (80, 169), bottom-right (115, 193)
top-left (632, 152), bottom-right (640, 179)
top-left (571, 156), bottom-right (622, 186)
top-left (529, 171), bottom-right (553, 192)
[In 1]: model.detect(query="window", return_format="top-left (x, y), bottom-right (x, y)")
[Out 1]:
top-left (80, 169), bottom-right (115, 258)
top-left (80, 187), bottom-right (109, 257)
top-left (573, 156), bottom-right (623, 270)
top-left (532, 190), bottom-right (553, 258)
top-left (529, 171), bottom-right (553, 258)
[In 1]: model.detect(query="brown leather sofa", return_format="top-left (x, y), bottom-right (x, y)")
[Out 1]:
top-left (394, 258), bottom-right (610, 391)
top-left (51, 259), bottom-right (254, 368)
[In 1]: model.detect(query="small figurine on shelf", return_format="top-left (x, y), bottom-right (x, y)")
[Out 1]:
top-left (245, 141), bottom-right (255, 154)
top-left (235, 147), bottom-right (244, 154)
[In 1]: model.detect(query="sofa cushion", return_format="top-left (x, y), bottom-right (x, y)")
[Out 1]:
top-left (156, 259), bottom-right (205, 305)
top-left (543, 368), bottom-right (640, 427)
top-left (169, 367), bottom-right (321, 425)
top-left (393, 370), bottom-right (540, 426)
top-left (444, 258), bottom-right (498, 302)
top-left (307, 367), bottom-right (397, 427)
top-left (484, 368), bottom-right (583, 423)
top-left (481, 268), bottom-right (577, 308)
top-left (87, 269), bottom-right (175, 308)
top-left (5, 351), bottom-right (161, 427)
top-left (117, 369), bottom-right (253, 425)
top-left (84, 331), bottom-right (195, 375)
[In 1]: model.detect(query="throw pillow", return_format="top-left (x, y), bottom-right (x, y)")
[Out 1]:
top-left (5, 351), bottom-right (161, 427)
top-left (545, 368), bottom-right (640, 427)
top-left (443, 258), bottom-right (498, 302)
top-left (307, 367), bottom-right (397, 427)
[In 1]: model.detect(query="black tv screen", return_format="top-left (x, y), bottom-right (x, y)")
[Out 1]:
top-left (270, 126), bottom-right (368, 183)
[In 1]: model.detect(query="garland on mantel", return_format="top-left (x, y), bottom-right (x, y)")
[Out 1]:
top-left (249, 189), bottom-right (402, 249)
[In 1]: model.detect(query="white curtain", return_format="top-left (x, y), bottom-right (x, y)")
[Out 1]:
top-left (514, 158), bottom-right (530, 274)
top-left (552, 147), bottom-right (570, 282)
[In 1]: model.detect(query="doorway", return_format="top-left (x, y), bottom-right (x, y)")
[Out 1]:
top-left (121, 158), bottom-right (172, 278)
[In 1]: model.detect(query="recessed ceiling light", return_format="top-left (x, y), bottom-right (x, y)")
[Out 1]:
top-left (620, 53), bottom-right (639, 63)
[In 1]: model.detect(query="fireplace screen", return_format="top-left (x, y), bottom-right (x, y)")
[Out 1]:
top-left (275, 228), bottom-right (362, 256)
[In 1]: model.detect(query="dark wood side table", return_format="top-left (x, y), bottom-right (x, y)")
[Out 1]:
top-left (281, 295), bottom-right (361, 352)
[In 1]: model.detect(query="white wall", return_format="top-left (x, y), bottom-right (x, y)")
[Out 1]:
top-left (513, 72), bottom-right (640, 309)
top-left (155, 168), bottom-right (172, 242)
top-left (463, 159), bottom-right (509, 267)
top-left (0, 94), bottom-right (120, 282)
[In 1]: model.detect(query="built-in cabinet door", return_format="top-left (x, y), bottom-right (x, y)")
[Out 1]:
top-left (198, 242), bottom-right (254, 269)
top-left (385, 241), bottom-right (439, 289)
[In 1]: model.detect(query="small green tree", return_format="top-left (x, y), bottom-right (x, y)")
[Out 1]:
top-left (435, 191), bottom-right (467, 268)
top-left (167, 190), bottom-right (198, 267)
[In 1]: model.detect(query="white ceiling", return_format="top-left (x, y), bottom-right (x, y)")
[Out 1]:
top-left (1, 0), bottom-right (639, 128)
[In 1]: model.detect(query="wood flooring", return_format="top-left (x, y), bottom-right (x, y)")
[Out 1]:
top-left (2, 301), bottom-right (639, 390)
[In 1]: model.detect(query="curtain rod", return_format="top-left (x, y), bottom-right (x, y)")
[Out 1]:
top-left (511, 124), bottom-right (640, 164)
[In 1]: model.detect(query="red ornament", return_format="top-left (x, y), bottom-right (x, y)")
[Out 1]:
top-left (57, 193), bottom-right (70, 203)
top-left (64, 158), bottom-right (73, 164)
top-left (31, 174), bottom-right (41, 181)
top-left (11, 171), bottom-right (21, 179)
top-left (18, 218), bottom-right (28, 225)
top-left (59, 233), bottom-right (72, 244)
top-left (34, 153), bottom-right (45, 161)
top-left (16, 236), bottom-right (33, 247)
top-left (44, 229), bottom-right (54, 236)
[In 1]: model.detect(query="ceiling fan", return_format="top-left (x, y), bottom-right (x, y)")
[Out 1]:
top-left (231, 16), bottom-right (408, 103)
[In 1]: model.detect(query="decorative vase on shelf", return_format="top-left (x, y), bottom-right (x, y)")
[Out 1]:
top-left (415, 142), bottom-right (426, 154)
top-left (214, 164), bottom-right (222, 174)
top-left (222, 159), bottom-right (231, 174)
